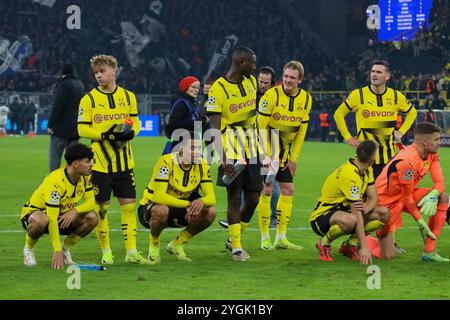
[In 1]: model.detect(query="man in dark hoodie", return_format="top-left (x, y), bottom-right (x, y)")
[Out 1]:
top-left (47, 64), bottom-right (85, 172)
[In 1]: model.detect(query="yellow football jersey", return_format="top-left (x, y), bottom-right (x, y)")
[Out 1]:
top-left (140, 153), bottom-right (215, 208)
top-left (257, 85), bottom-right (312, 165)
top-left (77, 86), bottom-right (141, 173)
top-left (334, 86), bottom-right (417, 165)
top-left (21, 166), bottom-right (95, 251)
top-left (205, 75), bottom-right (258, 160)
top-left (309, 158), bottom-right (374, 221)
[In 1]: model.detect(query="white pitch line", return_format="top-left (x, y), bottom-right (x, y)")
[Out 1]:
top-left (0, 227), bottom-right (292, 233)
top-left (0, 209), bottom-right (313, 218)
top-left (1, 226), bottom-right (448, 233)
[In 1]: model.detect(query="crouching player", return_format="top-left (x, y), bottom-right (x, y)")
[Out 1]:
top-left (138, 132), bottom-right (216, 263)
top-left (21, 143), bottom-right (98, 269)
top-left (309, 140), bottom-right (390, 264)
top-left (373, 122), bottom-right (449, 262)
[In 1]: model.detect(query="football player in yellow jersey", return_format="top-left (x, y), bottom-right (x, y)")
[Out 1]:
top-left (20, 143), bottom-right (98, 269)
top-left (334, 60), bottom-right (417, 254)
top-left (138, 133), bottom-right (216, 263)
top-left (257, 60), bottom-right (312, 251)
top-left (309, 140), bottom-right (390, 264)
top-left (77, 55), bottom-right (149, 265)
top-left (334, 60), bottom-right (417, 178)
top-left (217, 66), bottom-right (278, 229)
top-left (206, 47), bottom-right (261, 262)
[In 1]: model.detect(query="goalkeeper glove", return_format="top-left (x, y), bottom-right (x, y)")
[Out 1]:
top-left (101, 128), bottom-right (135, 141)
top-left (416, 218), bottom-right (437, 241)
top-left (417, 189), bottom-right (439, 218)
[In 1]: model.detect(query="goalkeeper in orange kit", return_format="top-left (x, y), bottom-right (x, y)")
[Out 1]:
top-left (372, 122), bottom-right (449, 262)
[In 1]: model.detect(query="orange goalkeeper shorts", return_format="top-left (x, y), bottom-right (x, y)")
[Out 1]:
top-left (377, 187), bottom-right (431, 237)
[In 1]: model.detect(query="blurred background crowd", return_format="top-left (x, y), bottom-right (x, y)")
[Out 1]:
top-left (0, 0), bottom-right (448, 137)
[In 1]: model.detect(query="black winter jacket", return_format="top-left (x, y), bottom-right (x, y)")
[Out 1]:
top-left (47, 74), bottom-right (84, 139)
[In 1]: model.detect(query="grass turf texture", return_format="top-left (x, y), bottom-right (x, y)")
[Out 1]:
top-left (0, 136), bottom-right (449, 299)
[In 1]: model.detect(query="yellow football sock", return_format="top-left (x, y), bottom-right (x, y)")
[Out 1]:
top-left (364, 220), bottom-right (385, 234)
top-left (149, 233), bottom-right (160, 255)
top-left (150, 233), bottom-right (160, 246)
top-left (174, 229), bottom-right (193, 245)
top-left (257, 194), bottom-right (271, 240)
top-left (322, 224), bottom-right (345, 245)
top-left (346, 220), bottom-right (385, 246)
top-left (276, 195), bottom-right (293, 240)
top-left (347, 234), bottom-right (359, 246)
top-left (25, 234), bottom-right (37, 249)
top-left (240, 221), bottom-right (250, 234)
top-left (229, 223), bottom-right (241, 250)
top-left (120, 203), bottom-right (137, 254)
top-left (63, 234), bottom-right (82, 249)
top-left (95, 204), bottom-right (111, 254)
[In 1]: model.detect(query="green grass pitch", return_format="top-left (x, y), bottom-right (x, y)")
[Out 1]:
top-left (0, 136), bottom-right (449, 300)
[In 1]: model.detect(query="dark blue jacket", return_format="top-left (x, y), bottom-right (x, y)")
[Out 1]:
top-left (48, 73), bottom-right (84, 139)
top-left (164, 92), bottom-right (201, 138)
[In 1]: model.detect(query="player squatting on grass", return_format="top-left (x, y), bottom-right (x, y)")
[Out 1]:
top-left (20, 126), bottom-right (450, 267)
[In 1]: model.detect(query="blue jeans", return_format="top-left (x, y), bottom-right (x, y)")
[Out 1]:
top-left (270, 181), bottom-right (280, 221)
top-left (49, 135), bottom-right (78, 172)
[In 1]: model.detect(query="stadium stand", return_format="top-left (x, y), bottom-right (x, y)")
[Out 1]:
top-left (0, 0), bottom-right (448, 137)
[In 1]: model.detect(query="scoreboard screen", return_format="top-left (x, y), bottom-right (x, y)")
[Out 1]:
top-left (378, 0), bottom-right (433, 41)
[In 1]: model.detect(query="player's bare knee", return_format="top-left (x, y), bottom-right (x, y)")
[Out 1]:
top-left (341, 216), bottom-right (357, 233)
top-left (85, 211), bottom-right (99, 229)
top-left (244, 192), bottom-right (260, 208)
top-left (206, 206), bottom-right (217, 223)
top-left (151, 205), bottom-right (169, 223)
top-left (381, 249), bottom-right (396, 260)
top-left (228, 187), bottom-right (241, 198)
top-left (439, 192), bottom-right (449, 204)
top-left (28, 213), bottom-right (48, 232)
top-left (229, 193), bottom-right (242, 207)
top-left (381, 250), bottom-right (396, 260)
top-left (379, 233), bottom-right (396, 259)
top-left (378, 206), bottom-right (391, 224)
top-left (28, 224), bottom-right (46, 238)
top-left (280, 184), bottom-right (294, 196)
top-left (29, 212), bottom-right (48, 224)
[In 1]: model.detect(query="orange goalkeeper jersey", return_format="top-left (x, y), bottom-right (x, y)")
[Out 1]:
top-left (376, 143), bottom-right (445, 206)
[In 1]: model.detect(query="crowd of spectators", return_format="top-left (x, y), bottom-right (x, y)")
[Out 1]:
top-left (0, 0), bottom-right (448, 104)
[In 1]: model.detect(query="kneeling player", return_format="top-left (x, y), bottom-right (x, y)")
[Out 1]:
top-left (374, 122), bottom-right (449, 262)
top-left (21, 143), bottom-right (98, 269)
top-left (138, 133), bottom-right (216, 263)
top-left (309, 140), bottom-right (390, 264)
